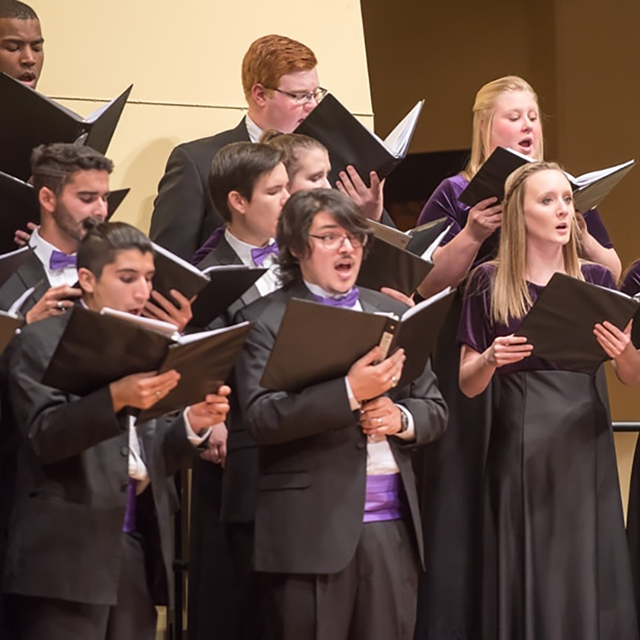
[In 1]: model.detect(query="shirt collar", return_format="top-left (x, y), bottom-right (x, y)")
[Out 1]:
top-left (224, 228), bottom-right (276, 267)
top-left (245, 115), bottom-right (263, 144)
top-left (29, 227), bottom-right (77, 275)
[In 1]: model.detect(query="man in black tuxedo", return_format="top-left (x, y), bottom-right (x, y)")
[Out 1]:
top-left (234, 189), bottom-right (448, 640)
top-left (188, 141), bottom-right (289, 640)
top-left (0, 1), bottom-right (43, 90)
top-left (150, 34), bottom-right (319, 260)
top-left (2, 220), bottom-right (231, 640)
top-left (0, 143), bottom-right (193, 330)
top-left (150, 34), bottom-right (388, 261)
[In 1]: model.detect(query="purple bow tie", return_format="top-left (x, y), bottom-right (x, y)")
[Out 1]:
top-left (49, 250), bottom-right (77, 270)
top-left (313, 287), bottom-right (360, 308)
top-left (250, 243), bottom-right (279, 267)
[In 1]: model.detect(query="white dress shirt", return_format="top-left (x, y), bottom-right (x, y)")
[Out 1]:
top-left (224, 229), bottom-right (280, 297)
top-left (29, 227), bottom-right (78, 288)
top-left (302, 281), bottom-right (416, 475)
top-left (245, 115), bottom-right (263, 144)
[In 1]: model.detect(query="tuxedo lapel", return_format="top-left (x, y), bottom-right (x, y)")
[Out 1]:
top-left (14, 252), bottom-right (48, 312)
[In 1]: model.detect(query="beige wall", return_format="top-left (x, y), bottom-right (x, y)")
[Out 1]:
top-left (31, 0), bottom-right (374, 232)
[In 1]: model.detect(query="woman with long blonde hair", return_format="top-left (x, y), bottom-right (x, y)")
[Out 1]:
top-left (413, 77), bottom-right (620, 640)
top-left (458, 162), bottom-right (639, 639)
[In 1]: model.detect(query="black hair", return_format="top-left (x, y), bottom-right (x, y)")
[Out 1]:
top-left (208, 142), bottom-right (284, 223)
top-left (0, 1), bottom-right (38, 20)
top-left (277, 189), bottom-right (372, 286)
top-left (77, 220), bottom-right (153, 279)
top-left (31, 143), bottom-right (113, 198)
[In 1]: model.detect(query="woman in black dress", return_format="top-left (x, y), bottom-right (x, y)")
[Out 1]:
top-left (458, 161), bottom-right (640, 639)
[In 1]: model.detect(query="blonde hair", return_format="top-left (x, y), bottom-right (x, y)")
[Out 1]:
top-left (489, 161), bottom-right (583, 324)
top-left (462, 76), bottom-right (543, 180)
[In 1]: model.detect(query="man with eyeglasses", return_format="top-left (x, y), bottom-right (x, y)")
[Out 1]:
top-left (150, 34), bottom-right (321, 261)
top-left (233, 188), bottom-right (447, 640)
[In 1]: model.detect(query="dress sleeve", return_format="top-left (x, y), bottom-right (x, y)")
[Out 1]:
top-left (416, 177), bottom-right (468, 247)
top-left (457, 265), bottom-right (494, 354)
top-left (583, 208), bottom-right (614, 249)
top-left (621, 261), bottom-right (640, 297)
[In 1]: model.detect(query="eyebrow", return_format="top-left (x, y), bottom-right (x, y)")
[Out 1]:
top-left (1, 36), bottom-right (44, 44)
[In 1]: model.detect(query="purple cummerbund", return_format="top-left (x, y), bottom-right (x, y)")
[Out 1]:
top-left (122, 478), bottom-right (137, 533)
top-left (363, 473), bottom-right (405, 523)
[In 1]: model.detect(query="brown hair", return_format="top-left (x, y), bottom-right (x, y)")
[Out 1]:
top-left (260, 130), bottom-right (327, 186)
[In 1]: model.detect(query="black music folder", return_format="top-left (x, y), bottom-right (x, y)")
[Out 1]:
top-left (516, 272), bottom-right (640, 374)
top-left (42, 306), bottom-right (252, 421)
top-left (0, 73), bottom-right (132, 181)
top-left (366, 217), bottom-right (451, 256)
top-left (295, 93), bottom-right (424, 186)
top-left (261, 288), bottom-right (455, 392)
top-left (358, 218), bottom-right (450, 295)
top-left (567, 159), bottom-right (635, 213)
top-left (459, 147), bottom-right (530, 207)
top-left (151, 244), bottom-right (266, 326)
top-left (190, 265), bottom-right (266, 328)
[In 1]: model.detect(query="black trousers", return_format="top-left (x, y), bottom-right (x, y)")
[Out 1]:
top-left (5, 533), bottom-right (157, 640)
top-left (259, 518), bottom-right (419, 640)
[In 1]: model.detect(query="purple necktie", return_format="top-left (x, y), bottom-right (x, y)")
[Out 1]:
top-left (250, 243), bottom-right (279, 267)
top-left (49, 250), bottom-right (77, 270)
top-left (313, 287), bottom-right (359, 308)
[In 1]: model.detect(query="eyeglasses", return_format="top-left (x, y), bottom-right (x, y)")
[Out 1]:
top-left (308, 233), bottom-right (368, 250)
top-left (272, 87), bottom-right (328, 105)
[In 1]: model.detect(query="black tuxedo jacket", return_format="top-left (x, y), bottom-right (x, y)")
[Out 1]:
top-left (197, 235), bottom-right (262, 330)
top-left (3, 313), bottom-right (198, 607)
top-left (150, 119), bottom-right (250, 260)
top-left (0, 250), bottom-right (47, 314)
top-left (194, 235), bottom-right (263, 523)
top-left (234, 281), bottom-right (448, 574)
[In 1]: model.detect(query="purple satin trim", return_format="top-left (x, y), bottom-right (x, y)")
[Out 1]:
top-left (312, 287), bottom-right (359, 308)
top-left (49, 250), bottom-right (77, 270)
top-left (192, 226), bottom-right (225, 265)
top-left (122, 478), bottom-right (137, 533)
top-left (363, 473), bottom-right (404, 523)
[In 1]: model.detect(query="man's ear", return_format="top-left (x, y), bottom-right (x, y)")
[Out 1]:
top-left (77, 267), bottom-right (95, 295)
top-left (38, 186), bottom-right (57, 216)
top-left (251, 83), bottom-right (269, 108)
top-left (228, 190), bottom-right (247, 216)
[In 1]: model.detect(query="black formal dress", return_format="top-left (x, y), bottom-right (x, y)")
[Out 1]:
top-left (459, 263), bottom-right (638, 640)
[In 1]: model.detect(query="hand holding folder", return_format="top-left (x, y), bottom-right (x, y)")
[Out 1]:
top-left (260, 288), bottom-right (454, 392)
top-left (515, 272), bottom-right (640, 373)
top-left (295, 93), bottom-right (424, 187)
top-left (151, 243), bottom-right (266, 327)
top-left (42, 306), bottom-right (252, 421)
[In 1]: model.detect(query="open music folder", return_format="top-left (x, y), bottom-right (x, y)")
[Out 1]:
top-left (151, 243), bottom-right (266, 327)
top-left (357, 218), bottom-right (450, 295)
top-left (260, 288), bottom-right (455, 392)
top-left (41, 306), bottom-right (252, 421)
top-left (516, 272), bottom-right (640, 374)
top-left (459, 146), bottom-right (635, 213)
top-left (295, 93), bottom-right (424, 186)
top-left (0, 73), bottom-right (132, 181)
